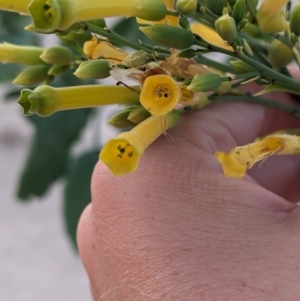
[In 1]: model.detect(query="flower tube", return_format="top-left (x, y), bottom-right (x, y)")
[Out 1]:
top-left (0, 43), bottom-right (44, 65)
top-left (27, 0), bottom-right (167, 33)
top-left (0, 0), bottom-right (31, 14)
top-left (215, 134), bottom-right (300, 178)
top-left (100, 110), bottom-right (180, 176)
top-left (18, 84), bottom-right (140, 116)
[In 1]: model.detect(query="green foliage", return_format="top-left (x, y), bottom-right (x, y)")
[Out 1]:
top-left (17, 108), bottom-right (92, 199)
top-left (63, 149), bottom-right (100, 250)
top-left (113, 17), bottom-right (155, 46)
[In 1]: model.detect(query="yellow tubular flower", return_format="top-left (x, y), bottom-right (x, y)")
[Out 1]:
top-left (190, 23), bottom-right (233, 51)
top-left (18, 85), bottom-right (140, 116)
top-left (83, 36), bottom-right (128, 63)
top-left (256, 0), bottom-right (289, 33)
top-left (28, 0), bottom-right (167, 33)
top-left (0, 0), bottom-right (30, 14)
top-left (215, 134), bottom-right (300, 178)
top-left (137, 0), bottom-right (178, 26)
top-left (140, 74), bottom-right (182, 116)
top-left (100, 111), bottom-right (180, 176)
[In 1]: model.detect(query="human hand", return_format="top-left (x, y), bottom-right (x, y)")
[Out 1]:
top-left (77, 87), bottom-right (300, 301)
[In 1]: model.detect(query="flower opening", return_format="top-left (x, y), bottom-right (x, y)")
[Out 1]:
top-left (100, 111), bottom-right (180, 176)
top-left (140, 74), bottom-right (181, 116)
top-left (215, 134), bottom-right (300, 178)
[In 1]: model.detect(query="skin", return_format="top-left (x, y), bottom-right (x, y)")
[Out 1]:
top-left (77, 85), bottom-right (300, 301)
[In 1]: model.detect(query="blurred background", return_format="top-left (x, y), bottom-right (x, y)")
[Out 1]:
top-left (0, 99), bottom-right (92, 300)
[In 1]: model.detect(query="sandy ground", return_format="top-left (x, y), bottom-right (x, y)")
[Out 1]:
top-left (0, 96), bottom-right (93, 300)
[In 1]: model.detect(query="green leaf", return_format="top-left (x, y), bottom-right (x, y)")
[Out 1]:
top-left (113, 17), bottom-right (155, 46)
top-left (17, 109), bottom-right (93, 200)
top-left (63, 149), bottom-right (100, 250)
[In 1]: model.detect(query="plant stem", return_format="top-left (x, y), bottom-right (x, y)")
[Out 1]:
top-left (210, 94), bottom-right (300, 116)
top-left (84, 22), bottom-right (151, 53)
top-left (193, 37), bottom-right (300, 93)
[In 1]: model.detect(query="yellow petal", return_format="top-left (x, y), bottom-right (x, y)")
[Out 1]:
top-left (140, 74), bottom-right (181, 116)
top-left (215, 151), bottom-right (247, 178)
top-left (190, 23), bottom-right (234, 51)
top-left (83, 36), bottom-right (128, 62)
top-left (215, 134), bottom-right (300, 178)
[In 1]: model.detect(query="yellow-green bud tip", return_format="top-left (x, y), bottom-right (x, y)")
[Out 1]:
top-left (40, 46), bottom-right (73, 66)
top-left (175, 0), bottom-right (197, 16)
top-left (215, 14), bottom-right (237, 44)
top-left (187, 74), bottom-right (223, 92)
top-left (74, 60), bottom-right (111, 79)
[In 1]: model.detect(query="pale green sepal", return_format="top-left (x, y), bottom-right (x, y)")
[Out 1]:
top-left (137, 0), bottom-right (167, 21)
top-left (47, 64), bottom-right (70, 76)
top-left (13, 65), bottom-right (51, 86)
top-left (18, 89), bottom-right (35, 115)
top-left (107, 111), bottom-right (137, 129)
top-left (40, 46), bottom-right (73, 66)
top-left (215, 14), bottom-right (237, 44)
top-left (187, 74), bottom-right (223, 92)
top-left (74, 60), bottom-right (111, 79)
top-left (176, 0), bottom-right (197, 16)
top-left (17, 86), bottom-right (56, 116)
top-left (127, 105), bottom-right (151, 124)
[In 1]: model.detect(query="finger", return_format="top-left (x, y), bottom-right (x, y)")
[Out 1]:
top-left (85, 159), bottom-right (300, 300)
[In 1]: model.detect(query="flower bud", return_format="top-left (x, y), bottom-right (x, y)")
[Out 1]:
top-left (231, 0), bottom-right (246, 23)
top-left (187, 74), bottom-right (223, 92)
top-left (124, 50), bottom-right (149, 68)
top-left (47, 64), bottom-right (70, 76)
top-left (127, 105), bottom-right (151, 124)
top-left (200, 0), bottom-right (223, 16)
top-left (140, 25), bottom-right (194, 49)
top-left (176, 0), bottom-right (197, 16)
top-left (107, 110), bottom-right (136, 129)
top-left (74, 60), bottom-right (111, 79)
top-left (268, 39), bottom-right (294, 70)
top-left (40, 46), bottom-right (73, 66)
top-left (13, 65), bottom-right (52, 86)
top-left (290, 2), bottom-right (300, 37)
top-left (215, 14), bottom-right (237, 44)
top-left (230, 60), bottom-right (255, 74)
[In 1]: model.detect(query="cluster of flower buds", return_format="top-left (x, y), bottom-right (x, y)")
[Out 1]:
top-left (1, 0), bottom-right (300, 177)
